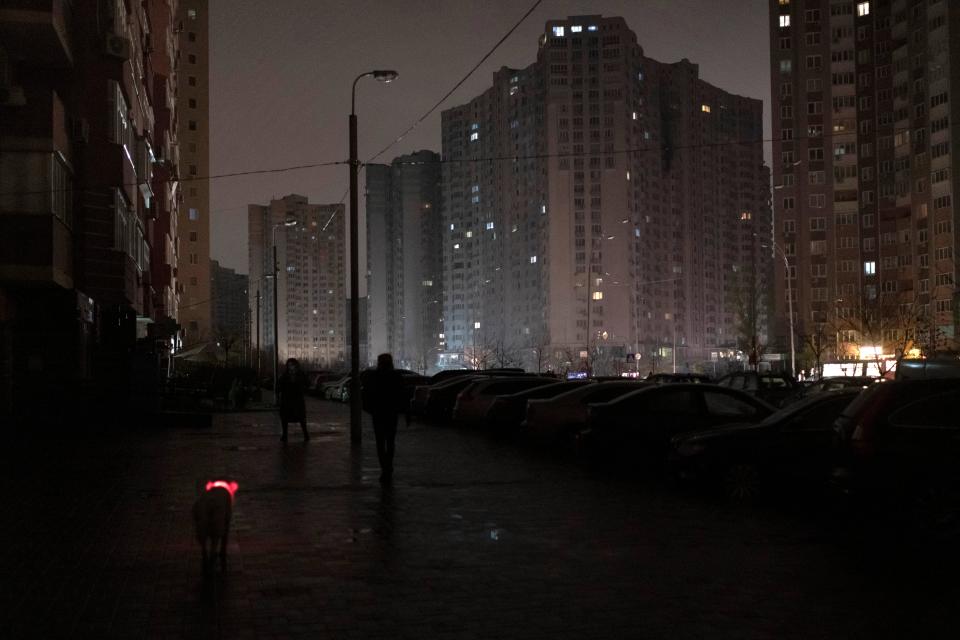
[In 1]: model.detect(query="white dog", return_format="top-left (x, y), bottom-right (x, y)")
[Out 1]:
top-left (193, 480), bottom-right (238, 574)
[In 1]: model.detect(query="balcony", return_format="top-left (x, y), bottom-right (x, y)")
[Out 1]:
top-left (0, 150), bottom-right (74, 288)
top-left (0, 0), bottom-right (73, 68)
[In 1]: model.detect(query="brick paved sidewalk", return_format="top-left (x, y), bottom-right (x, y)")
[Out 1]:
top-left (2, 398), bottom-right (959, 639)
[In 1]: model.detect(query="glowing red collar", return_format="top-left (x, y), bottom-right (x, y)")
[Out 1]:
top-left (205, 480), bottom-right (239, 501)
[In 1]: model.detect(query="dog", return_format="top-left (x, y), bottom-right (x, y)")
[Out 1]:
top-left (193, 480), bottom-right (238, 574)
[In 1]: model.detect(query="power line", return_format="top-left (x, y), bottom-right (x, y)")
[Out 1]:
top-left (0, 158), bottom-right (348, 199)
top-left (0, 125), bottom-right (943, 200)
top-left (366, 0), bottom-right (544, 164)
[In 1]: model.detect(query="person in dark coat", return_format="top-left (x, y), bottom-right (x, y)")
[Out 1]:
top-left (277, 358), bottom-right (309, 442)
top-left (361, 353), bottom-right (406, 483)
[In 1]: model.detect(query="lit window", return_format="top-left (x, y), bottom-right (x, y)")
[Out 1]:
top-left (509, 86), bottom-right (518, 96)
top-left (470, 132), bottom-right (479, 141)
top-left (470, 123), bottom-right (479, 130)
top-left (474, 321), bottom-right (481, 329)
top-left (632, 111), bottom-right (637, 120)
top-left (626, 171), bottom-right (631, 181)
top-left (592, 291), bottom-right (603, 300)
top-left (187, 8), bottom-right (197, 19)
top-left (450, 223), bottom-right (455, 231)
top-left (857, 2), bottom-right (869, 16)
top-left (552, 26), bottom-right (565, 37)
top-left (471, 185), bottom-right (479, 192)
top-left (188, 208), bottom-right (199, 220)
top-left (587, 25), bottom-right (598, 31)
top-left (701, 104), bottom-right (711, 113)
top-left (485, 222), bottom-right (494, 230)
top-left (471, 195), bottom-right (480, 204)
top-left (541, 204), bottom-right (547, 214)
top-left (779, 15), bottom-right (790, 27)
top-left (465, 231), bottom-right (473, 238)
top-left (740, 211), bottom-right (752, 220)
top-left (454, 243), bottom-right (460, 249)
top-left (571, 25), bottom-right (583, 33)
top-left (529, 255), bottom-right (537, 264)
top-left (422, 280), bottom-right (433, 286)
top-left (864, 261), bottom-right (876, 275)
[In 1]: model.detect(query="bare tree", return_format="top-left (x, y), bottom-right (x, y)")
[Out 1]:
top-left (732, 272), bottom-right (770, 372)
top-left (214, 326), bottom-right (243, 367)
top-left (799, 322), bottom-right (830, 378)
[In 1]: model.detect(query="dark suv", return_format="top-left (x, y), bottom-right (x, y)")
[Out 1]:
top-left (833, 378), bottom-right (960, 498)
top-left (715, 371), bottom-right (799, 407)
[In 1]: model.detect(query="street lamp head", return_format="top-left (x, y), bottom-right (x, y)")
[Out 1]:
top-left (373, 69), bottom-right (399, 83)
top-left (283, 219), bottom-right (298, 227)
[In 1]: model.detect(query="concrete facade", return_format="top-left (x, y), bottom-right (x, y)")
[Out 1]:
top-left (248, 195), bottom-right (346, 368)
top-left (769, 0), bottom-right (960, 363)
top-left (441, 15), bottom-right (772, 375)
top-left (176, 0), bottom-right (211, 346)
top-left (366, 151), bottom-right (443, 372)
top-left (0, 0), bottom-right (186, 418)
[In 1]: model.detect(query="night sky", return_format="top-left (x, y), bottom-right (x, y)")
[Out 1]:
top-left (209, 0), bottom-right (771, 274)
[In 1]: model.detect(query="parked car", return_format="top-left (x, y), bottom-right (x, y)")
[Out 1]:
top-left (421, 375), bottom-right (487, 422)
top-left (579, 384), bottom-right (775, 465)
top-left (452, 377), bottom-right (557, 427)
top-left (834, 378), bottom-right (960, 498)
top-left (671, 388), bottom-right (862, 501)
top-left (322, 375), bottom-right (352, 402)
top-left (410, 369), bottom-right (526, 416)
top-left (307, 370), bottom-right (341, 396)
top-left (522, 381), bottom-right (646, 447)
top-left (779, 376), bottom-right (875, 407)
top-left (644, 373), bottom-right (712, 384)
top-left (715, 371), bottom-right (799, 406)
top-left (894, 356), bottom-right (960, 380)
top-left (484, 380), bottom-right (594, 433)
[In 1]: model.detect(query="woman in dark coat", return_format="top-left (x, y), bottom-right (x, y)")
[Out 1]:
top-left (278, 358), bottom-right (309, 442)
top-left (361, 353), bottom-right (406, 483)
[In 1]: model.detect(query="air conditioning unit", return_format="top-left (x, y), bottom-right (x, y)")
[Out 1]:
top-left (0, 84), bottom-right (26, 107)
top-left (104, 34), bottom-right (132, 60)
top-left (69, 117), bottom-right (90, 143)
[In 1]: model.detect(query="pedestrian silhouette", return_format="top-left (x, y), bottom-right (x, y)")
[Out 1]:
top-left (277, 358), bottom-right (309, 442)
top-left (361, 353), bottom-right (406, 483)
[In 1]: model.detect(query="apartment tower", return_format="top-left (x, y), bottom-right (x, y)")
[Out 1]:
top-left (366, 150), bottom-right (443, 372)
top-left (248, 196), bottom-right (346, 367)
top-left (769, 0), bottom-right (959, 361)
top-left (177, 0), bottom-right (211, 346)
top-left (441, 15), bottom-right (771, 374)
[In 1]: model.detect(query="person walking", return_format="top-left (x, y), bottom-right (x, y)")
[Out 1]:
top-left (361, 353), bottom-right (406, 483)
top-left (277, 358), bottom-right (309, 442)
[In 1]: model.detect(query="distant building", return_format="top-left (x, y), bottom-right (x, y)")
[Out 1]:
top-left (440, 15), bottom-right (772, 374)
top-left (210, 260), bottom-right (248, 337)
top-left (248, 195), bottom-right (346, 368)
top-left (177, 0), bottom-right (212, 346)
top-left (366, 151), bottom-right (443, 372)
top-left (768, 0), bottom-right (960, 361)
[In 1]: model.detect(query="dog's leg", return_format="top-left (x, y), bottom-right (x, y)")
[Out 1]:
top-left (219, 529), bottom-right (229, 572)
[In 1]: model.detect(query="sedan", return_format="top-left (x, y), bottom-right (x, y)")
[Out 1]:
top-left (579, 384), bottom-right (775, 464)
top-left (523, 381), bottom-right (647, 447)
top-left (452, 377), bottom-right (556, 427)
top-left (483, 380), bottom-right (593, 433)
top-left (671, 388), bottom-right (862, 501)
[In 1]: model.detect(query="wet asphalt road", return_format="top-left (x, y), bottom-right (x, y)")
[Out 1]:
top-left (1, 396), bottom-right (958, 639)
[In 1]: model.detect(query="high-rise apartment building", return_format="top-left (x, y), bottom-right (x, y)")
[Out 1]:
top-left (1, 0), bottom-right (184, 418)
top-left (441, 15), bottom-right (771, 374)
top-left (248, 195), bottom-right (346, 367)
top-left (769, 0), bottom-right (959, 363)
top-left (177, 0), bottom-right (211, 346)
top-left (366, 150), bottom-right (443, 372)
top-left (210, 259), bottom-right (248, 338)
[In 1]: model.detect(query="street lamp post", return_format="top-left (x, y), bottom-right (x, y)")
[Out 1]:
top-left (272, 219), bottom-right (297, 404)
top-left (767, 241), bottom-right (796, 378)
top-left (349, 69), bottom-right (398, 444)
